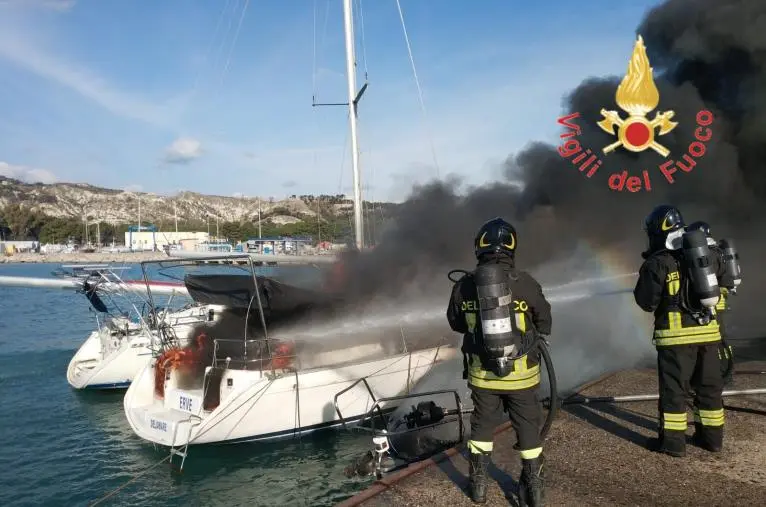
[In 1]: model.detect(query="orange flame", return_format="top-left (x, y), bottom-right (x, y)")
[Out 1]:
top-left (153, 334), bottom-right (296, 398)
top-left (269, 342), bottom-right (295, 370)
top-left (154, 333), bottom-right (208, 398)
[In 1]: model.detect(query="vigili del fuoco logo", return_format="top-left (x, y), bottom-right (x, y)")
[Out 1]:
top-left (556, 35), bottom-right (714, 192)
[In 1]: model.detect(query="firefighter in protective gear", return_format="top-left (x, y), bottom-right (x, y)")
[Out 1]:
top-left (447, 217), bottom-right (552, 506)
top-left (687, 221), bottom-right (735, 385)
top-left (634, 205), bottom-right (734, 457)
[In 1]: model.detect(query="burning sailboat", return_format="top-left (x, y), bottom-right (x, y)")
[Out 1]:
top-left (122, 255), bottom-right (459, 467)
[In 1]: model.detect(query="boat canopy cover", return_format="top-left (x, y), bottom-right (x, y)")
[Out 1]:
top-left (183, 274), bottom-right (333, 319)
top-left (83, 281), bottom-right (109, 313)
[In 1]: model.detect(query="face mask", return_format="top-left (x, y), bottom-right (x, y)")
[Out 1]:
top-left (665, 228), bottom-right (684, 250)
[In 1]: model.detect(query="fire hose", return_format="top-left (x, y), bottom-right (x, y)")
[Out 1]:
top-left (560, 388), bottom-right (766, 405)
top-left (394, 336), bottom-right (559, 439)
top-left (346, 267), bottom-right (763, 478)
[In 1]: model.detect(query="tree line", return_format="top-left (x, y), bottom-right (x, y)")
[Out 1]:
top-left (0, 203), bottom-right (393, 245)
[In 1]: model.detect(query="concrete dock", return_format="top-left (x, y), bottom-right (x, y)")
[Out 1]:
top-left (340, 360), bottom-right (766, 506)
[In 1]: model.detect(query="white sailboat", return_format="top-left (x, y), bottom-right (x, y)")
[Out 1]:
top-left (122, 0), bottom-right (460, 463)
top-left (0, 264), bottom-right (222, 390)
top-left (66, 302), bottom-right (224, 390)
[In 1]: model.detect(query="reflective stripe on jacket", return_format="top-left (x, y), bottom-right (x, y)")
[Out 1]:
top-left (466, 311), bottom-right (541, 390)
top-left (467, 353), bottom-right (540, 390)
top-left (653, 311), bottom-right (721, 347)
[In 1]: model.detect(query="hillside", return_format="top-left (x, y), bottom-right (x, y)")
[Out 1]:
top-left (0, 176), bottom-right (397, 244)
top-left (0, 176), bottom-right (391, 225)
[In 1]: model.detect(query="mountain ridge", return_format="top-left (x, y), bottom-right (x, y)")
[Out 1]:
top-left (0, 176), bottom-right (389, 225)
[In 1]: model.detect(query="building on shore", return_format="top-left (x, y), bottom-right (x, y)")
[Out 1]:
top-left (245, 236), bottom-right (313, 255)
top-left (125, 225), bottom-right (209, 252)
top-left (1, 240), bottom-right (39, 255)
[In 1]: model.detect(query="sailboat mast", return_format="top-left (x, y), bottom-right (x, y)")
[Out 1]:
top-left (342, 0), bottom-right (364, 250)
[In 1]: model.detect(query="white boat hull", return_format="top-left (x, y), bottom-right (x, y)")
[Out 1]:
top-left (66, 305), bottom-right (222, 390)
top-left (66, 329), bottom-right (152, 389)
top-left (124, 344), bottom-right (459, 446)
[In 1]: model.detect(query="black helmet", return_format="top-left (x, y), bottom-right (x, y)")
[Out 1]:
top-left (687, 220), bottom-right (712, 238)
top-left (643, 204), bottom-right (684, 252)
top-left (475, 217), bottom-right (517, 259)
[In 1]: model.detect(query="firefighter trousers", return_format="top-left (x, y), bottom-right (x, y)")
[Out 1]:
top-left (467, 387), bottom-right (542, 460)
top-left (657, 343), bottom-right (724, 449)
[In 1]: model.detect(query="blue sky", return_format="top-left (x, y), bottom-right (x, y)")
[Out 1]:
top-left (0, 0), bottom-right (663, 202)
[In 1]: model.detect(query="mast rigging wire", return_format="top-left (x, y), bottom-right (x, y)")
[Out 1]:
top-left (356, 0), bottom-right (370, 80)
top-left (188, 0), bottom-right (234, 99)
top-left (394, 0), bottom-right (441, 180)
top-left (219, 0), bottom-right (252, 88)
top-left (312, 0), bottom-right (333, 104)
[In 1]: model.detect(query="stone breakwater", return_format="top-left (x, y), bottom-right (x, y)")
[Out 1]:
top-left (1, 251), bottom-right (168, 264)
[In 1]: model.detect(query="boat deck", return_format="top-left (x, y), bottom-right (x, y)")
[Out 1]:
top-left (340, 360), bottom-right (766, 506)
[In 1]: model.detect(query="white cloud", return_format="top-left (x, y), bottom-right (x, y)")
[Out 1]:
top-left (163, 137), bottom-right (203, 164)
top-left (39, 0), bottom-right (76, 11)
top-left (0, 161), bottom-right (57, 183)
top-left (0, 30), bottom-right (180, 128)
top-left (0, 0), bottom-right (75, 11)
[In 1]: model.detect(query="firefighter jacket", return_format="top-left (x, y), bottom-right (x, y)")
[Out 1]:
top-left (446, 256), bottom-right (552, 393)
top-left (634, 249), bottom-right (734, 347)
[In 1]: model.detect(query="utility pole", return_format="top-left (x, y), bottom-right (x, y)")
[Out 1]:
top-left (315, 199), bottom-right (322, 246)
top-left (257, 197), bottom-right (262, 239)
top-left (173, 201), bottom-right (178, 233)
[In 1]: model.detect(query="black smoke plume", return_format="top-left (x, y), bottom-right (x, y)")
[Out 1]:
top-left (331, 0), bottom-right (766, 338)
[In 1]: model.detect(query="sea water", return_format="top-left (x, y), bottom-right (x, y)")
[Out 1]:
top-left (0, 263), bottom-right (375, 507)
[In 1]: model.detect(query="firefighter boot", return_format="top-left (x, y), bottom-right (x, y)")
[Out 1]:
top-left (693, 423), bottom-right (723, 453)
top-left (658, 435), bottom-right (686, 457)
top-left (519, 456), bottom-right (544, 507)
top-left (650, 427), bottom-right (685, 457)
top-left (468, 452), bottom-right (489, 503)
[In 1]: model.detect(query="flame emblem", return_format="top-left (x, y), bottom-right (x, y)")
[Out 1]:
top-left (597, 35), bottom-right (677, 157)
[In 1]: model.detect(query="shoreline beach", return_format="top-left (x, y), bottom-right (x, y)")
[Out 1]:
top-left (0, 251), bottom-right (169, 264)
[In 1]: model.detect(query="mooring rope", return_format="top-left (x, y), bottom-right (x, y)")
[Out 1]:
top-left (89, 455), bottom-right (171, 506)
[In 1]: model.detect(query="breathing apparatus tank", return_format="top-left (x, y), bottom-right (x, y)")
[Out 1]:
top-left (718, 238), bottom-right (742, 293)
top-left (474, 262), bottom-right (518, 377)
top-left (682, 229), bottom-right (720, 315)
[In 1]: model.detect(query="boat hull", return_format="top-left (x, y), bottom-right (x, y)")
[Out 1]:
top-left (66, 330), bottom-right (147, 389)
top-left (66, 306), bottom-right (220, 390)
top-left (123, 344), bottom-right (459, 446)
